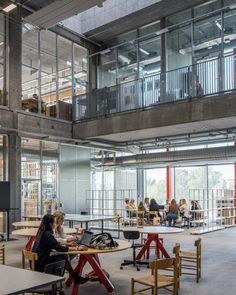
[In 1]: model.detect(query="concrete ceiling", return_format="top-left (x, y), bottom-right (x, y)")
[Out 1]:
top-left (84, 0), bottom-right (211, 43)
top-left (89, 117), bottom-right (236, 143)
top-left (24, 0), bottom-right (107, 29)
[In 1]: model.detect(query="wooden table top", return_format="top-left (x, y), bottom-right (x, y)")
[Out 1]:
top-left (12, 221), bottom-right (41, 228)
top-left (0, 264), bottom-right (64, 295)
top-left (59, 239), bottom-right (130, 255)
top-left (12, 227), bottom-right (77, 237)
top-left (124, 226), bottom-right (184, 235)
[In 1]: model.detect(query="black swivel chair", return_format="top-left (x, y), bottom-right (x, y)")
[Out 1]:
top-left (29, 260), bottom-right (66, 295)
top-left (120, 230), bottom-right (142, 271)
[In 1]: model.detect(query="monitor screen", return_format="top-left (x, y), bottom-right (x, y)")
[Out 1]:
top-left (0, 182), bottom-right (10, 210)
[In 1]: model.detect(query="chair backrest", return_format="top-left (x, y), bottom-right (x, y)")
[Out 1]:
top-left (150, 258), bottom-right (175, 271)
top-left (137, 210), bottom-right (145, 216)
top-left (22, 250), bottom-right (38, 271)
top-left (0, 244), bottom-right (5, 264)
top-left (194, 238), bottom-right (202, 256)
top-left (150, 258), bottom-right (176, 289)
top-left (123, 230), bottom-right (140, 240)
top-left (44, 260), bottom-right (66, 277)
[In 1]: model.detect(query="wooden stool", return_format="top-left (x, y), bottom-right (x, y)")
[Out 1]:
top-left (22, 250), bottom-right (38, 271)
top-left (180, 238), bottom-right (202, 283)
top-left (0, 245), bottom-right (5, 264)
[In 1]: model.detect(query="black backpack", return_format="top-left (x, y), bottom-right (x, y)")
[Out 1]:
top-left (90, 232), bottom-right (118, 250)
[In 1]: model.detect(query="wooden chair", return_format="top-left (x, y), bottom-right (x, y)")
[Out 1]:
top-left (180, 238), bottom-right (201, 283)
top-left (137, 210), bottom-right (145, 225)
top-left (131, 258), bottom-right (178, 295)
top-left (147, 211), bottom-right (158, 225)
top-left (22, 249), bottom-right (38, 271)
top-left (0, 244), bottom-right (5, 264)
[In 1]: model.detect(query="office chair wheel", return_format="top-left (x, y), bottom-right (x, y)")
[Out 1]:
top-left (120, 266), bottom-right (123, 270)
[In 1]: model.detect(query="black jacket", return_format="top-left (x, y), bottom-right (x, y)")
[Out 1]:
top-left (32, 230), bottom-right (68, 272)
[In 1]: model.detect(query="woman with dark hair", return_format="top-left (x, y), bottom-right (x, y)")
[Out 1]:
top-left (149, 198), bottom-right (163, 220)
top-left (166, 199), bottom-right (179, 227)
top-left (32, 214), bottom-right (88, 284)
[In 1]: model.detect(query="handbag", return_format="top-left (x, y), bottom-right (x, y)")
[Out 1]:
top-left (90, 232), bottom-right (118, 250)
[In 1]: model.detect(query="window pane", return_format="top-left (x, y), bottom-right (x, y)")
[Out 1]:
top-left (73, 43), bottom-right (88, 94)
top-left (139, 36), bottom-right (161, 78)
top-left (117, 42), bottom-right (138, 82)
top-left (97, 49), bottom-right (117, 88)
top-left (57, 36), bottom-right (72, 102)
top-left (145, 168), bottom-right (166, 205)
top-left (194, 0), bottom-right (221, 18)
top-left (208, 164), bottom-right (234, 190)
top-left (174, 166), bottom-right (207, 201)
top-left (223, 8), bottom-right (236, 54)
top-left (40, 30), bottom-right (57, 107)
top-left (166, 25), bottom-right (192, 70)
top-left (22, 25), bottom-right (40, 112)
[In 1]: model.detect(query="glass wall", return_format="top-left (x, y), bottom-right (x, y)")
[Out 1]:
top-left (21, 139), bottom-right (59, 217)
top-left (0, 13), bottom-right (4, 106)
top-left (22, 26), bottom-right (89, 120)
top-left (76, 0), bottom-right (236, 120)
top-left (145, 168), bottom-right (166, 205)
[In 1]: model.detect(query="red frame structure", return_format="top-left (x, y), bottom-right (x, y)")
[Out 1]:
top-left (136, 233), bottom-right (170, 261)
top-left (66, 254), bottom-right (114, 295)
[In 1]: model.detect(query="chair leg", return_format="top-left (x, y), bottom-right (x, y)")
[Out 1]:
top-left (131, 278), bottom-right (135, 295)
top-left (22, 251), bottom-right (25, 269)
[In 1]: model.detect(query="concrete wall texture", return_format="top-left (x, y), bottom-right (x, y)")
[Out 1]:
top-left (62, 0), bottom-right (162, 34)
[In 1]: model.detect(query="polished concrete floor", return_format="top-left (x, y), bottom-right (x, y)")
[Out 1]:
top-left (4, 227), bottom-right (236, 295)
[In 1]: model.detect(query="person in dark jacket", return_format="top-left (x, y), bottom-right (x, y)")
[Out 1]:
top-left (149, 198), bottom-right (163, 221)
top-left (32, 214), bottom-right (88, 284)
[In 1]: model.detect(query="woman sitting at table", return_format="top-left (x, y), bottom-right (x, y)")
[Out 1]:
top-left (166, 199), bottom-right (179, 227)
top-left (53, 211), bottom-right (78, 244)
top-left (149, 198), bottom-right (162, 219)
top-left (32, 214), bottom-right (88, 284)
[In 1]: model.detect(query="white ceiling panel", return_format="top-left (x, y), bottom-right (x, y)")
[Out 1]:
top-left (25, 0), bottom-right (106, 29)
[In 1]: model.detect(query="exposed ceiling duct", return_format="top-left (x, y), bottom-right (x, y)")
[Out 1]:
top-left (102, 146), bottom-right (236, 167)
top-left (24, 0), bottom-right (107, 29)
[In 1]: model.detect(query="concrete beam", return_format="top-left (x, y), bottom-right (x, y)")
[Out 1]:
top-left (73, 92), bottom-right (236, 142)
top-left (17, 112), bottom-right (72, 139)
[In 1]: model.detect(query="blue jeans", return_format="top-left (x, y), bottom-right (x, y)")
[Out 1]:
top-left (166, 213), bottom-right (178, 227)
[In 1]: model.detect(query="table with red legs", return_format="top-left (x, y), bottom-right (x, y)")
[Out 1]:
top-left (134, 227), bottom-right (184, 261)
top-left (63, 240), bottom-right (130, 295)
top-left (12, 227), bottom-right (77, 250)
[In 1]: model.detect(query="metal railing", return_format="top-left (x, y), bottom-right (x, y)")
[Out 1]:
top-left (73, 54), bottom-right (236, 121)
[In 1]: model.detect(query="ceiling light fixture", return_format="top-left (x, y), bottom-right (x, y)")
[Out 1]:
top-left (0, 42), bottom-right (3, 46)
top-left (139, 47), bottom-right (150, 55)
top-left (3, 3), bottom-right (17, 13)
top-left (215, 20), bottom-right (222, 30)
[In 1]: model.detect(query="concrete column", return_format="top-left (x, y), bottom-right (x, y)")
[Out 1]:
top-left (8, 133), bottom-right (21, 224)
top-left (137, 168), bottom-right (144, 202)
top-left (5, 6), bottom-right (22, 110)
top-left (88, 53), bottom-right (98, 117)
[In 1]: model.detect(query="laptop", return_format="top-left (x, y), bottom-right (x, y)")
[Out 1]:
top-left (77, 231), bottom-right (93, 247)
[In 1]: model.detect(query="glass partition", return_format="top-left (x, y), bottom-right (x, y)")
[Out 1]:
top-left (97, 49), bottom-right (117, 89)
top-left (22, 25), bottom-right (39, 112)
top-left (73, 43), bottom-right (88, 95)
top-left (40, 30), bottom-right (57, 114)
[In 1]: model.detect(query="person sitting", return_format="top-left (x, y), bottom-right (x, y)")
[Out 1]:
top-left (124, 198), bottom-right (130, 217)
top-left (149, 198), bottom-right (162, 221)
top-left (53, 211), bottom-right (77, 244)
top-left (179, 199), bottom-right (190, 217)
top-left (32, 214), bottom-right (88, 284)
top-left (138, 201), bottom-right (146, 212)
top-left (129, 199), bottom-right (137, 218)
top-left (166, 199), bottom-right (179, 227)
top-left (144, 197), bottom-right (150, 211)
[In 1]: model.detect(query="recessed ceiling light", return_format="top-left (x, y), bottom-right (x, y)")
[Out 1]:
top-left (139, 47), bottom-right (150, 55)
top-left (0, 42), bottom-right (3, 46)
top-left (3, 3), bottom-right (17, 13)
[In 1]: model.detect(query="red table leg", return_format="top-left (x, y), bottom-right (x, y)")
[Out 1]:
top-left (136, 233), bottom-right (170, 261)
top-left (69, 254), bottom-right (114, 295)
top-left (66, 255), bottom-right (87, 289)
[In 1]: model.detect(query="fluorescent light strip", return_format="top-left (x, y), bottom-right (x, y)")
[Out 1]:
top-left (3, 4), bottom-right (17, 13)
top-left (139, 47), bottom-right (150, 56)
